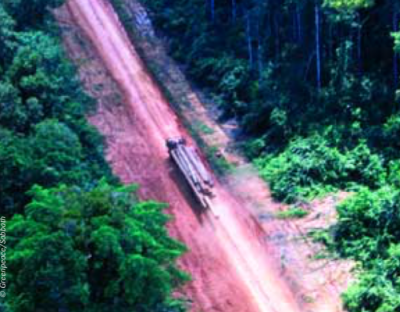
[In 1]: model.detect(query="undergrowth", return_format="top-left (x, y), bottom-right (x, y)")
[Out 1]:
top-left (275, 206), bottom-right (309, 219)
top-left (254, 134), bottom-right (386, 203)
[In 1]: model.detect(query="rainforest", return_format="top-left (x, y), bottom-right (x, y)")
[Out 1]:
top-left (2, 0), bottom-right (400, 311)
top-left (138, 0), bottom-right (400, 311)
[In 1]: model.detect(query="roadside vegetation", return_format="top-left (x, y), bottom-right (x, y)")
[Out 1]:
top-left (0, 1), bottom-right (188, 311)
top-left (275, 207), bottom-right (309, 220)
top-left (138, 0), bottom-right (400, 310)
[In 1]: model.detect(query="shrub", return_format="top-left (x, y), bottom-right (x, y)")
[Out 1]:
top-left (242, 138), bottom-right (266, 159)
top-left (334, 186), bottom-right (399, 261)
top-left (255, 135), bottom-right (385, 203)
top-left (333, 187), bottom-right (400, 312)
top-left (275, 207), bottom-right (309, 219)
top-left (255, 135), bottom-right (343, 202)
top-left (388, 160), bottom-right (400, 187)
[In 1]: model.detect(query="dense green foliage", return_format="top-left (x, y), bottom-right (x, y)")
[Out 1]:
top-left (0, 1), bottom-right (188, 311)
top-left (332, 187), bottom-right (400, 311)
top-left (7, 181), bottom-right (188, 312)
top-left (139, 0), bottom-right (400, 311)
top-left (255, 134), bottom-right (385, 202)
top-left (0, 4), bottom-right (113, 216)
top-left (142, 0), bottom-right (400, 198)
top-left (275, 206), bottom-right (309, 219)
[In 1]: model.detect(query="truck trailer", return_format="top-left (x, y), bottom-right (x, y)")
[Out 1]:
top-left (166, 138), bottom-right (214, 209)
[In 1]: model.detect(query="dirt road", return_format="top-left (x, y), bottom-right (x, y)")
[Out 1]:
top-left (65, 1), bottom-right (303, 311)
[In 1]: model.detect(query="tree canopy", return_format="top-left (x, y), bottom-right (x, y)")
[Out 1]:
top-left (0, 1), bottom-right (189, 311)
top-left (0, 3), bottom-right (113, 215)
top-left (126, 0), bottom-right (400, 310)
top-left (7, 181), bottom-right (188, 312)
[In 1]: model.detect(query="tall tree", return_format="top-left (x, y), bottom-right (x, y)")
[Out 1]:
top-left (7, 182), bottom-right (188, 312)
top-left (315, 1), bottom-right (322, 89)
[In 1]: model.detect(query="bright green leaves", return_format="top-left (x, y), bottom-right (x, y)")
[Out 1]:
top-left (255, 135), bottom-right (385, 203)
top-left (8, 197), bottom-right (88, 312)
top-left (342, 270), bottom-right (400, 312)
top-left (392, 31), bottom-right (400, 53)
top-left (25, 185), bottom-right (65, 226)
top-left (335, 188), bottom-right (396, 255)
top-left (324, 0), bottom-right (374, 10)
top-left (8, 231), bottom-right (88, 312)
top-left (334, 188), bottom-right (400, 312)
top-left (7, 182), bottom-right (188, 312)
top-left (91, 225), bottom-right (124, 260)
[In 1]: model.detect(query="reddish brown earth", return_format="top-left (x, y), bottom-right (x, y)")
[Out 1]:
top-left (58, 0), bottom-right (306, 311)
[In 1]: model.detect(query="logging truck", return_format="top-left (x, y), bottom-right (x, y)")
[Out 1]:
top-left (166, 138), bottom-right (214, 209)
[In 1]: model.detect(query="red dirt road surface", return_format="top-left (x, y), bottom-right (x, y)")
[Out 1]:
top-left (66, 1), bottom-right (303, 311)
